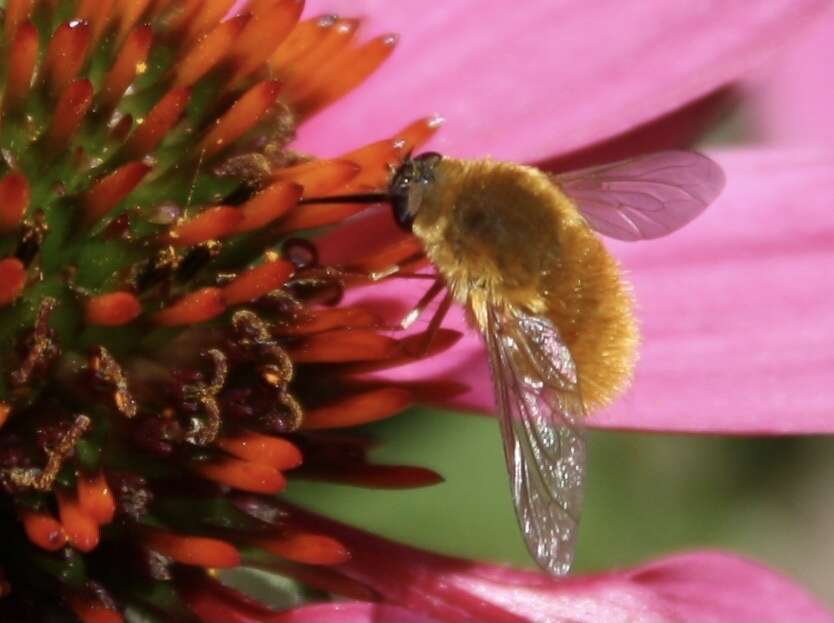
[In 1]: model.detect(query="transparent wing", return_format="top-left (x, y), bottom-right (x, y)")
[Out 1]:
top-left (484, 304), bottom-right (587, 575)
top-left (555, 150), bottom-right (725, 241)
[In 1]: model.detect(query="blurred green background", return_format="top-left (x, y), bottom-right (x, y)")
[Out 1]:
top-left (282, 407), bottom-right (834, 608)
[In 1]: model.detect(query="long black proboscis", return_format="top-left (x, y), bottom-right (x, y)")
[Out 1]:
top-left (297, 193), bottom-right (390, 205)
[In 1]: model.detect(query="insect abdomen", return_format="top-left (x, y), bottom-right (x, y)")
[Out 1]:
top-left (542, 221), bottom-right (637, 411)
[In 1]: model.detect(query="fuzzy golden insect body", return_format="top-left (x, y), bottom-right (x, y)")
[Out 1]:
top-left (390, 150), bottom-right (724, 575)
top-left (413, 158), bottom-right (637, 410)
top-left (303, 149), bottom-right (724, 576)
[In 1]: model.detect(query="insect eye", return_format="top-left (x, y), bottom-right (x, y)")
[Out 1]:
top-left (390, 192), bottom-right (414, 232)
top-left (390, 164), bottom-right (413, 197)
top-left (414, 152), bottom-right (442, 167)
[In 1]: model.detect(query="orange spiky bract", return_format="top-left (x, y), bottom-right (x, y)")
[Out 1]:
top-left (0, 2), bottom-right (454, 620)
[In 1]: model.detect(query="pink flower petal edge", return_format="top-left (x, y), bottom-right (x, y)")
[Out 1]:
top-left (338, 147), bottom-right (834, 434)
top-left (181, 566), bottom-right (440, 623)
top-left (745, 9), bottom-right (834, 145)
top-left (295, 0), bottom-right (830, 162)
top-left (273, 603), bottom-right (442, 623)
top-left (286, 507), bottom-right (833, 623)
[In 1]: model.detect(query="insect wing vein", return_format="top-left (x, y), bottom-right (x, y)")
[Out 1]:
top-left (485, 304), bottom-right (587, 576)
top-left (555, 150), bottom-right (725, 241)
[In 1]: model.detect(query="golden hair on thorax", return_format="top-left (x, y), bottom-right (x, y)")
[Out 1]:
top-left (413, 157), bottom-right (637, 411)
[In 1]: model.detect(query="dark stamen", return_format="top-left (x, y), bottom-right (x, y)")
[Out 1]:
top-left (15, 213), bottom-right (48, 266)
top-left (182, 349), bottom-right (228, 446)
top-left (176, 240), bottom-right (220, 283)
top-left (232, 310), bottom-right (294, 382)
top-left (228, 311), bottom-right (302, 432)
top-left (286, 267), bottom-right (344, 306)
top-left (1, 414), bottom-right (90, 491)
top-left (134, 247), bottom-right (177, 293)
top-left (89, 346), bottom-right (138, 418)
top-left (11, 298), bottom-right (60, 387)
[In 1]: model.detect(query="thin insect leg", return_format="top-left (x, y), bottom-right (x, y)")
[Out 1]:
top-left (306, 258), bottom-right (429, 283)
top-left (373, 273), bottom-right (436, 280)
top-left (331, 267), bottom-right (429, 281)
top-left (407, 291), bottom-right (453, 357)
top-left (400, 278), bottom-right (445, 330)
top-left (351, 251), bottom-right (428, 282)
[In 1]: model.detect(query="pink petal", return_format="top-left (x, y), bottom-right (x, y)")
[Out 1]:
top-left (274, 603), bottom-right (442, 623)
top-left (745, 10), bottom-right (834, 145)
top-left (288, 508), bottom-right (833, 623)
top-left (295, 0), bottom-right (829, 162)
top-left (349, 148), bottom-right (834, 434)
top-left (598, 148), bottom-right (834, 433)
top-left (535, 89), bottom-right (736, 174)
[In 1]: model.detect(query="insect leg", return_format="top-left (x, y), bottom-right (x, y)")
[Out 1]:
top-left (400, 277), bottom-right (445, 329)
top-left (406, 290), bottom-right (453, 357)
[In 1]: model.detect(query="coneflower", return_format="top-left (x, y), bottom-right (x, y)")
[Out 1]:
top-left (2, 2), bottom-right (834, 622)
top-left (0, 2), bottom-right (456, 620)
